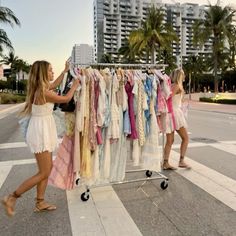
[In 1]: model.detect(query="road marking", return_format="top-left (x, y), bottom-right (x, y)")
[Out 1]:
top-left (171, 151), bottom-right (236, 211)
top-left (0, 165), bottom-right (12, 189)
top-left (0, 142), bottom-right (27, 149)
top-left (0, 103), bottom-right (25, 120)
top-left (0, 139), bottom-right (62, 150)
top-left (210, 143), bottom-right (236, 156)
top-left (67, 186), bottom-right (142, 236)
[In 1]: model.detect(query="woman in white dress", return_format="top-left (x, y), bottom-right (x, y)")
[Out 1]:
top-left (163, 68), bottom-right (191, 170)
top-left (2, 60), bottom-right (80, 217)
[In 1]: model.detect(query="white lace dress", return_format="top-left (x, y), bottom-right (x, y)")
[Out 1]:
top-left (166, 93), bottom-right (187, 134)
top-left (26, 103), bottom-right (58, 153)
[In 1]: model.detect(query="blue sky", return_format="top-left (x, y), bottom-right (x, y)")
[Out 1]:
top-left (1, 0), bottom-right (235, 75)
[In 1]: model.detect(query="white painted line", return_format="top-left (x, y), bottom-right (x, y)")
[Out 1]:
top-left (210, 143), bottom-right (236, 156)
top-left (67, 186), bottom-right (142, 236)
top-left (0, 139), bottom-right (62, 150)
top-left (171, 151), bottom-right (236, 211)
top-left (91, 186), bottom-right (142, 236)
top-left (172, 142), bottom-right (208, 149)
top-left (0, 165), bottom-right (12, 189)
top-left (0, 103), bottom-right (25, 115)
top-left (66, 187), bottom-right (106, 236)
top-left (221, 141), bottom-right (236, 145)
top-left (0, 142), bottom-right (27, 149)
top-left (0, 159), bottom-right (36, 167)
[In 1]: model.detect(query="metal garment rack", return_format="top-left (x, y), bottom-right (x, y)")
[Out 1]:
top-left (76, 63), bottom-right (169, 201)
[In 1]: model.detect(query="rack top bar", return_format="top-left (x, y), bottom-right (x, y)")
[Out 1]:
top-left (77, 63), bottom-right (168, 69)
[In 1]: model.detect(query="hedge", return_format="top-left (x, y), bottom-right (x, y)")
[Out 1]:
top-left (0, 93), bottom-right (26, 104)
top-left (199, 97), bottom-right (236, 104)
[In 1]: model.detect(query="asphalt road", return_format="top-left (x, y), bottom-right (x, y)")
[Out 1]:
top-left (0, 103), bottom-right (235, 236)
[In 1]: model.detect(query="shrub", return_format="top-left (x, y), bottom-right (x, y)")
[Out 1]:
top-left (0, 93), bottom-right (26, 104)
top-left (199, 97), bottom-right (236, 104)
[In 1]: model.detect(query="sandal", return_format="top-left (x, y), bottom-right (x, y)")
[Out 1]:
top-left (162, 160), bottom-right (177, 170)
top-left (34, 198), bottom-right (57, 212)
top-left (179, 156), bottom-right (191, 169)
top-left (1, 191), bottom-right (21, 217)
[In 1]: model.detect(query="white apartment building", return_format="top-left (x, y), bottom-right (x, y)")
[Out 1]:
top-left (166, 3), bottom-right (212, 67)
top-left (93, 0), bottom-right (212, 65)
top-left (71, 44), bottom-right (94, 65)
top-left (93, 0), bottom-right (163, 62)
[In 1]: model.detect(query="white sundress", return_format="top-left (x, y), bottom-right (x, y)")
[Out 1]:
top-left (26, 103), bottom-right (58, 153)
top-left (165, 93), bottom-right (187, 134)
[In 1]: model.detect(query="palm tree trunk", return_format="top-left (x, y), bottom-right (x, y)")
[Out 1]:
top-left (213, 61), bottom-right (218, 93)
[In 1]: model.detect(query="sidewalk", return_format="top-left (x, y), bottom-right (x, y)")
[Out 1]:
top-left (185, 93), bottom-right (236, 115)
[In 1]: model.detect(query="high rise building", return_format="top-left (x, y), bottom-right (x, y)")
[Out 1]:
top-left (93, 0), bottom-right (213, 66)
top-left (71, 44), bottom-right (94, 65)
top-left (166, 3), bottom-right (212, 67)
top-left (93, 0), bottom-right (162, 63)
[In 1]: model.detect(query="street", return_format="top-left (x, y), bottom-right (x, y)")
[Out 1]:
top-left (0, 101), bottom-right (236, 236)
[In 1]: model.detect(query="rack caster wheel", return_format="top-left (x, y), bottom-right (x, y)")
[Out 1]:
top-left (81, 192), bottom-right (90, 201)
top-left (146, 170), bottom-right (152, 177)
top-left (160, 180), bottom-right (168, 190)
top-left (75, 178), bottom-right (80, 185)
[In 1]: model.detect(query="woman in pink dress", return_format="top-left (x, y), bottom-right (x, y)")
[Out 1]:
top-left (163, 68), bottom-right (191, 170)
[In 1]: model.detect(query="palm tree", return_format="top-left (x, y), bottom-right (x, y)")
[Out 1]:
top-left (129, 5), bottom-right (177, 64)
top-left (193, 1), bottom-right (235, 92)
top-left (0, 51), bottom-right (19, 66)
top-left (183, 54), bottom-right (207, 93)
top-left (100, 53), bottom-right (112, 63)
top-left (0, 6), bottom-right (20, 51)
top-left (118, 38), bottom-right (138, 63)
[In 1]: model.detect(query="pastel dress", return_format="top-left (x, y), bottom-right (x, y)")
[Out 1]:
top-left (26, 103), bottom-right (58, 153)
top-left (166, 93), bottom-right (187, 133)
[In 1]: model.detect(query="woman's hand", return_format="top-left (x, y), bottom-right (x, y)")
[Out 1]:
top-left (63, 60), bottom-right (70, 73)
top-left (71, 78), bottom-right (80, 89)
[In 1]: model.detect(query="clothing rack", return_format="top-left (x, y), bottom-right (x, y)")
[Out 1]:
top-left (72, 63), bottom-right (169, 201)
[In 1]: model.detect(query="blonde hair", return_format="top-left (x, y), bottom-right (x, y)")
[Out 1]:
top-left (171, 68), bottom-right (185, 95)
top-left (20, 60), bottom-right (50, 116)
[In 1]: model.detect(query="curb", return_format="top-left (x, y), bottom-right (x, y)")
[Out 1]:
top-left (0, 103), bottom-right (25, 115)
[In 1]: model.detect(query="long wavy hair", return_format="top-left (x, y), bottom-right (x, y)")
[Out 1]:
top-left (171, 68), bottom-right (185, 95)
top-left (20, 60), bottom-right (50, 116)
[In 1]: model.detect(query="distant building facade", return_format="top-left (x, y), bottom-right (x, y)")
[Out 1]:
top-left (71, 44), bottom-right (94, 65)
top-left (93, 0), bottom-right (213, 66)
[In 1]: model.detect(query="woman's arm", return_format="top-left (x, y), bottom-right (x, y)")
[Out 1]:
top-left (46, 79), bottom-right (80, 103)
top-left (49, 61), bottom-right (70, 90)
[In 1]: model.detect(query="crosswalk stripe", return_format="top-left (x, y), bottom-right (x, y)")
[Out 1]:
top-left (0, 165), bottom-right (12, 189)
top-left (210, 143), bottom-right (236, 156)
top-left (171, 150), bottom-right (236, 211)
top-left (0, 142), bottom-right (27, 149)
top-left (67, 186), bottom-right (142, 236)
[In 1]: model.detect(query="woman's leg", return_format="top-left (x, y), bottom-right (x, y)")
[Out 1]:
top-left (2, 151), bottom-right (53, 216)
top-left (15, 151), bottom-right (52, 195)
top-left (163, 132), bottom-right (176, 170)
top-left (176, 127), bottom-right (190, 168)
top-left (36, 152), bottom-right (53, 200)
top-left (34, 151), bottom-right (56, 212)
